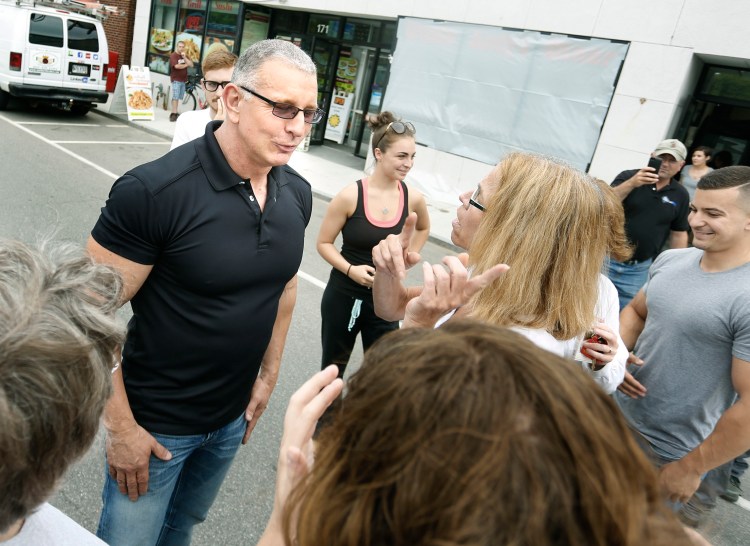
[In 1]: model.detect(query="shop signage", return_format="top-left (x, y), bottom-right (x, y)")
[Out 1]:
top-left (111, 65), bottom-right (155, 121)
top-left (181, 0), bottom-right (205, 10)
top-left (324, 92), bottom-right (353, 144)
top-left (210, 0), bottom-right (239, 14)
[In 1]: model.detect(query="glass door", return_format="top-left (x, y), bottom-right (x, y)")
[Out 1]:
top-left (309, 37), bottom-right (339, 145)
top-left (354, 49), bottom-right (390, 158)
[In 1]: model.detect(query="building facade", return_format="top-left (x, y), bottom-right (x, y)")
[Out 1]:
top-left (118, 0), bottom-right (749, 201)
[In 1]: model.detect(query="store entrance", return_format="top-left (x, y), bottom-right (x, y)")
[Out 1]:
top-left (679, 100), bottom-right (750, 167)
top-left (677, 64), bottom-right (750, 167)
top-left (311, 42), bottom-right (391, 157)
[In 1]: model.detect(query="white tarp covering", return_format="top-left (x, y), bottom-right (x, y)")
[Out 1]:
top-left (383, 18), bottom-right (629, 172)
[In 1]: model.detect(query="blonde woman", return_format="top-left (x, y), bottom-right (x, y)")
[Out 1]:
top-left (373, 152), bottom-right (631, 393)
top-left (317, 111), bottom-right (429, 378)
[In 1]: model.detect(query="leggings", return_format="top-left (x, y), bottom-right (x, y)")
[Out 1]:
top-left (320, 283), bottom-right (399, 378)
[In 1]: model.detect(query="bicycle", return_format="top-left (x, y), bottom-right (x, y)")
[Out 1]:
top-left (181, 73), bottom-right (207, 112)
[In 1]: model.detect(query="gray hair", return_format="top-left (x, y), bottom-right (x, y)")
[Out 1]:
top-left (0, 239), bottom-right (125, 533)
top-left (232, 39), bottom-right (317, 91)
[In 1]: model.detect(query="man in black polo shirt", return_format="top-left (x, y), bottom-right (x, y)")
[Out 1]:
top-left (607, 139), bottom-right (690, 309)
top-left (87, 39), bottom-right (323, 545)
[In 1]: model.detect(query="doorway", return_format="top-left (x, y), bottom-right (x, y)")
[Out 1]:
top-left (677, 64), bottom-right (750, 167)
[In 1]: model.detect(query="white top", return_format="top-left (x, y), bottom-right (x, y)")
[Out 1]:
top-left (170, 107), bottom-right (213, 150)
top-left (510, 275), bottom-right (627, 393)
top-left (4, 503), bottom-right (105, 545)
top-left (436, 274), bottom-right (627, 394)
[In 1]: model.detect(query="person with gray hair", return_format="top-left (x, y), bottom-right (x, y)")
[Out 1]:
top-left (88, 38), bottom-right (320, 544)
top-left (0, 239), bottom-right (124, 545)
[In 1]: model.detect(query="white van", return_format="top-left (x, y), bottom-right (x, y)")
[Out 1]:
top-left (0, 0), bottom-right (111, 115)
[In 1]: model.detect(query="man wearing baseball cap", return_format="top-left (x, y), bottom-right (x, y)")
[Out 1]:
top-left (607, 139), bottom-right (691, 309)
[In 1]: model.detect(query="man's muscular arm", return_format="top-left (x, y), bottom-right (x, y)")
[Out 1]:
top-left (659, 357), bottom-right (750, 503)
top-left (87, 236), bottom-right (171, 500)
top-left (243, 275), bottom-right (298, 444)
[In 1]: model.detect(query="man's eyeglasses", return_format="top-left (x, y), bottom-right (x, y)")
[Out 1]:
top-left (374, 121), bottom-right (416, 150)
top-left (466, 184), bottom-right (486, 212)
top-left (201, 80), bottom-right (231, 92)
top-left (238, 85), bottom-right (325, 124)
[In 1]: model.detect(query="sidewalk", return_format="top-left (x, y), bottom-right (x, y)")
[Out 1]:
top-left (92, 105), bottom-right (458, 247)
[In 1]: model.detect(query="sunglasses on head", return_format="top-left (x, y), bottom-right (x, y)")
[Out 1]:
top-left (374, 121), bottom-right (416, 150)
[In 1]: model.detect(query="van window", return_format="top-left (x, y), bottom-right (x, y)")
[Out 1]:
top-left (68, 20), bottom-right (99, 52)
top-left (29, 14), bottom-right (64, 47)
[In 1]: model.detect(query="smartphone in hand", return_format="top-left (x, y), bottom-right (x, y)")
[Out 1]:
top-left (647, 156), bottom-right (663, 173)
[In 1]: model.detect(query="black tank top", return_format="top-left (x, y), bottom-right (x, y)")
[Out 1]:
top-left (328, 178), bottom-right (410, 298)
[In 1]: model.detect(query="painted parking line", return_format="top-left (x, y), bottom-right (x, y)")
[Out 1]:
top-left (298, 270), bottom-right (326, 290)
top-left (2, 112), bottom-right (331, 290)
top-left (52, 141), bottom-right (170, 145)
top-left (1, 114), bottom-right (118, 180)
top-left (736, 496), bottom-right (750, 512)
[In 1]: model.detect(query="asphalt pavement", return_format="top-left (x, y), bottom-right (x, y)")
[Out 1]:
top-left (1, 103), bottom-right (749, 545)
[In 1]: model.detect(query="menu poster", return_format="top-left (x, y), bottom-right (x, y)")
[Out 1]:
top-left (335, 54), bottom-right (358, 94)
top-left (324, 93), bottom-right (353, 144)
top-left (111, 65), bottom-right (155, 121)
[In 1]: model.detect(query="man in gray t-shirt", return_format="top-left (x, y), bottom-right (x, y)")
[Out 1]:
top-left (616, 166), bottom-right (750, 510)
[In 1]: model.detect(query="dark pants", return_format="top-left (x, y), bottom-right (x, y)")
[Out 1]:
top-left (320, 284), bottom-right (399, 378)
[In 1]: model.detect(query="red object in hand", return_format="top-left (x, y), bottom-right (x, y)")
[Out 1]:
top-left (580, 333), bottom-right (608, 359)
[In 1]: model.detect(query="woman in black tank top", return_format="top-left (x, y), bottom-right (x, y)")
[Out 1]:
top-left (317, 111), bottom-right (430, 378)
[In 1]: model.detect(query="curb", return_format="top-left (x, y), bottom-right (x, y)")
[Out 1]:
top-left (92, 108), bottom-right (172, 141)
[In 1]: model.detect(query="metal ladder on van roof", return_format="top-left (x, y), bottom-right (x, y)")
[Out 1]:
top-left (5, 0), bottom-right (118, 20)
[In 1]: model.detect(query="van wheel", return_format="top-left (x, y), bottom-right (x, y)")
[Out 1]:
top-left (0, 89), bottom-right (9, 111)
top-left (70, 103), bottom-right (91, 116)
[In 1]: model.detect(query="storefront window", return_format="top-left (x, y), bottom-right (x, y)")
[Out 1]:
top-left (203, 0), bottom-right (240, 61)
top-left (343, 18), bottom-right (380, 42)
top-left (381, 22), bottom-right (397, 47)
top-left (699, 66), bottom-right (750, 106)
top-left (176, 0), bottom-right (206, 66)
top-left (240, 8), bottom-right (270, 52)
top-left (148, 0), bottom-right (178, 75)
top-left (273, 10), bottom-right (307, 34)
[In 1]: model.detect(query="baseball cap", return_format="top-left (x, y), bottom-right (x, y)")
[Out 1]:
top-left (653, 139), bottom-right (687, 162)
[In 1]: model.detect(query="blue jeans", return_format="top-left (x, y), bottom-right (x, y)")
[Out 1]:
top-left (171, 81), bottom-right (186, 101)
top-left (97, 413), bottom-right (246, 546)
top-left (730, 449), bottom-right (750, 480)
top-left (605, 258), bottom-right (653, 310)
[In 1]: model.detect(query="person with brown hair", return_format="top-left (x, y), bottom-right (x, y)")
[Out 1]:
top-left (171, 49), bottom-right (238, 149)
top-left (0, 239), bottom-right (124, 545)
top-left (373, 152), bottom-right (631, 393)
top-left (169, 40), bottom-right (194, 122)
top-left (317, 111), bottom-right (429, 378)
top-left (680, 145), bottom-right (713, 201)
top-left (257, 321), bottom-right (701, 546)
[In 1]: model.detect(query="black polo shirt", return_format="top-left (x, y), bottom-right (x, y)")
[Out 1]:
top-left (611, 169), bottom-right (690, 262)
top-left (92, 121), bottom-right (312, 434)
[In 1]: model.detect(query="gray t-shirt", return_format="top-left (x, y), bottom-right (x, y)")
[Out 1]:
top-left (615, 248), bottom-right (750, 460)
top-left (4, 503), bottom-right (105, 545)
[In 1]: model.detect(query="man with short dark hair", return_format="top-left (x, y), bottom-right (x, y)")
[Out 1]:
top-left (0, 239), bottom-right (124, 545)
top-left (89, 39), bottom-right (321, 544)
top-left (169, 40), bottom-right (194, 122)
top-left (616, 166), bottom-right (750, 525)
top-left (607, 139), bottom-right (691, 309)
